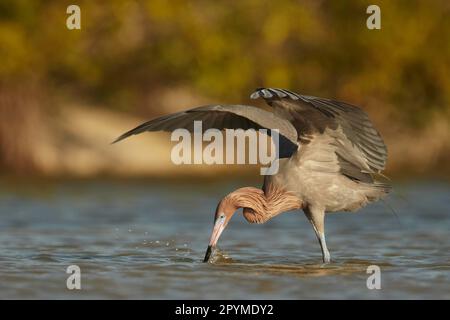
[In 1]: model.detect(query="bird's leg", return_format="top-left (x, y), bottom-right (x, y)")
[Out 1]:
top-left (311, 223), bottom-right (331, 264)
top-left (305, 207), bottom-right (331, 264)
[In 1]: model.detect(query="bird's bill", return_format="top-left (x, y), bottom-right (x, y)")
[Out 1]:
top-left (203, 245), bottom-right (214, 263)
top-left (203, 216), bottom-right (226, 262)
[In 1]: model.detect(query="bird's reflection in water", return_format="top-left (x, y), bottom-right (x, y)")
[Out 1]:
top-left (207, 248), bottom-right (392, 277)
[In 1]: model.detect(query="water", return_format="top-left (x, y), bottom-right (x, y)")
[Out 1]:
top-left (0, 179), bottom-right (449, 299)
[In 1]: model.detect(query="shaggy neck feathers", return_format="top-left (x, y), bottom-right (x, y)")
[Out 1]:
top-left (219, 185), bottom-right (302, 224)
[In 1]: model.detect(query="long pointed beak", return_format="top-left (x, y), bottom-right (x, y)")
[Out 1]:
top-left (203, 217), bottom-right (226, 263)
top-left (203, 245), bottom-right (214, 262)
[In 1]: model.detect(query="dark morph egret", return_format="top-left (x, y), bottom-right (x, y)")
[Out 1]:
top-left (114, 88), bottom-right (390, 263)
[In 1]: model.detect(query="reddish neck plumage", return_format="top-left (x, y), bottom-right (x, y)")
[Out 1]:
top-left (219, 185), bottom-right (302, 224)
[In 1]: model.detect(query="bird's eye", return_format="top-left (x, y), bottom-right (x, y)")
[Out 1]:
top-left (220, 214), bottom-right (225, 219)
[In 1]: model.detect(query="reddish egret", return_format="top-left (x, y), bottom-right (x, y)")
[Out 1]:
top-left (114, 88), bottom-right (390, 263)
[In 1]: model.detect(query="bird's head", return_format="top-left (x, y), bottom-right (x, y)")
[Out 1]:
top-left (202, 186), bottom-right (300, 262)
top-left (203, 195), bottom-right (238, 263)
top-left (203, 187), bottom-right (266, 263)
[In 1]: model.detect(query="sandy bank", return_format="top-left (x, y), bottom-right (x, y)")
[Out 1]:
top-left (6, 104), bottom-right (450, 179)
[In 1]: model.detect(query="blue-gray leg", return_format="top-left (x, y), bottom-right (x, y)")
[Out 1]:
top-left (304, 206), bottom-right (331, 264)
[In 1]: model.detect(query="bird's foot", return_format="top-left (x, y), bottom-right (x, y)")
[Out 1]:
top-left (322, 251), bottom-right (331, 264)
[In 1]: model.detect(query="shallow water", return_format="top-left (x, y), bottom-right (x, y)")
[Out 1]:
top-left (0, 179), bottom-right (449, 299)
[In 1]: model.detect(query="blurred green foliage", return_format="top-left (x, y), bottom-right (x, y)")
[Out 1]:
top-left (0, 0), bottom-right (449, 126)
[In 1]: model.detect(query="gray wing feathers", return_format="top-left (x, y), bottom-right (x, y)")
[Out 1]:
top-left (113, 104), bottom-right (298, 150)
top-left (305, 97), bottom-right (387, 172)
top-left (114, 88), bottom-right (387, 183)
top-left (251, 88), bottom-right (388, 180)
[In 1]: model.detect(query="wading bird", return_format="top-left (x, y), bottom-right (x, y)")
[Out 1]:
top-left (114, 88), bottom-right (390, 263)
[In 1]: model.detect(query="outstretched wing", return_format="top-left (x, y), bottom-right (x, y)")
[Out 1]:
top-left (113, 104), bottom-right (299, 158)
top-left (251, 88), bottom-right (388, 181)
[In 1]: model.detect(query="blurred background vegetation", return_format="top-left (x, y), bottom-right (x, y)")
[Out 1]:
top-left (0, 0), bottom-right (449, 178)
